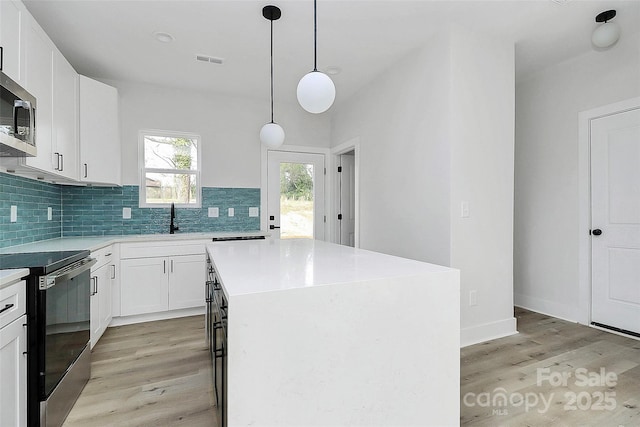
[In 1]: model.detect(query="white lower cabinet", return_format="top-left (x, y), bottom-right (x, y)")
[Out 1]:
top-left (90, 246), bottom-right (115, 348)
top-left (120, 252), bottom-right (206, 317)
top-left (120, 257), bottom-right (169, 316)
top-left (169, 254), bottom-right (206, 310)
top-left (120, 241), bottom-right (205, 316)
top-left (0, 314), bottom-right (27, 427)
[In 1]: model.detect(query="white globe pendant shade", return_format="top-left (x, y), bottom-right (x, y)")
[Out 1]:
top-left (260, 122), bottom-right (285, 148)
top-left (592, 22), bottom-right (620, 48)
top-left (297, 71), bottom-right (336, 114)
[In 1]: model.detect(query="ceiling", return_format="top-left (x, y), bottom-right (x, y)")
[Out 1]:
top-left (23, 0), bottom-right (640, 108)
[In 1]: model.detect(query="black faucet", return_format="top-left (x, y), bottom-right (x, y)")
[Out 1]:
top-left (170, 203), bottom-right (179, 234)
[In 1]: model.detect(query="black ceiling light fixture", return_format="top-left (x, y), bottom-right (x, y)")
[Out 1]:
top-left (592, 9), bottom-right (620, 49)
top-left (260, 5), bottom-right (285, 148)
top-left (296, 0), bottom-right (335, 114)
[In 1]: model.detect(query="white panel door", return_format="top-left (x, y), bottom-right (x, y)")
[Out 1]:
top-left (267, 151), bottom-right (325, 240)
top-left (591, 108), bottom-right (640, 335)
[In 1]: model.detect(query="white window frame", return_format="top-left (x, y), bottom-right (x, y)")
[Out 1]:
top-left (138, 129), bottom-right (202, 208)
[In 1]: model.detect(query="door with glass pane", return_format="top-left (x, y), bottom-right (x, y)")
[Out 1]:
top-left (267, 151), bottom-right (325, 240)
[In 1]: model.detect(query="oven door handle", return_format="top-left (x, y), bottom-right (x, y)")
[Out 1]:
top-left (40, 258), bottom-right (97, 290)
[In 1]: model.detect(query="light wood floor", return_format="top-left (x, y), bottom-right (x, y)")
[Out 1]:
top-left (63, 315), bottom-right (216, 426)
top-left (64, 310), bottom-right (639, 426)
top-left (461, 307), bottom-right (640, 426)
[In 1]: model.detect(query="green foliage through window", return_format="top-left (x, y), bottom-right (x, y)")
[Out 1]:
top-left (141, 132), bottom-right (200, 206)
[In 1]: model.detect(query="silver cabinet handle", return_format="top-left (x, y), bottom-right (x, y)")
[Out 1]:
top-left (171, 259), bottom-right (174, 273)
top-left (54, 152), bottom-right (61, 170)
top-left (84, 163), bottom-right (88, 178)
top-left (91, 276), bottom-right (97, 296)
top-left (163, 260), bottom-right (166, 274)
top-left (111, 264), bottom-right (116, 279)
top-left (60, 154), bottom-right (64, 171)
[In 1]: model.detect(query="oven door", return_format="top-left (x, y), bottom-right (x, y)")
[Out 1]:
top-left (38, 258), bottom-right (95, 399)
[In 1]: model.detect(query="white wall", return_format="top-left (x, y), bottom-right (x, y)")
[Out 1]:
top-left (105, 79), bottom-right (331, 187)
top-left (449, 27), bottom-right (516, 346)
top-left (514, 36), bottom-right (640, 321)
top-left (331, 38), bottom-right (452, 266)
top-left (331, 27), bottom-right (516, 346)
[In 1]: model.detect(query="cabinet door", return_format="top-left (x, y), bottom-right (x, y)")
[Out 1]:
top-left (99, 263), bottom-right (113, 336)
top-left (79, 76), bottom-right (120, 185)
top-left (90, 263), bottom-right (114, 348)
top-left (169, 254), bottom-right (206, 310)
top-left (0, 315), bottom-right (27, 427)
top-left (0, 0), bottom-right (26, 84)
top-left (90, 272), bottom-right (99, 348)
top-left (52, 49), bottom-right (78, 180)
top-left (23, 16), bottom-right (54, 174)
top-left (120, 257), bottom-right (168, 316)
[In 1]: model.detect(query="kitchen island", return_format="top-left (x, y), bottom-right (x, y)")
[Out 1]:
top-left (206, 238), bottom-right (460, 426)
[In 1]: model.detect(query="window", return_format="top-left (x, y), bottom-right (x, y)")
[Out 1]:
top-left (139, 131), bottom-right (201, 207)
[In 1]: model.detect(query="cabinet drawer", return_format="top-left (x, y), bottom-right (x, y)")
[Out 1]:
top-left (92, 245), bottom-right (115, 270)
top-left (0, 280), bottom-right (26, 329)
top-left (120, 241), bottom-right (206, 259)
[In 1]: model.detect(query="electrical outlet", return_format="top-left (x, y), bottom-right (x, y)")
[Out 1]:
top-left (10, 205), bottom-right (17, 222)
top-left (208, 207), bottom-right (219, 218)
top-left (249, 207), bottom-right (259, 217)
top-left (122, 207), bottom-right (131, 219)
top-left (469, 290), bottom-right (477, 306)
top-left (228, 207), bottom-right (234, 217)
top-left (47, 207), bottom-right (52, 221)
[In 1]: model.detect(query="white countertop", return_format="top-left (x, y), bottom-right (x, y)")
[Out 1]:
top-left (0, 268), bottom-right (29, 289)
top-left (207, 238), bottom-right (454, 297)
top-left (0, 231), bottom-right (269, 254)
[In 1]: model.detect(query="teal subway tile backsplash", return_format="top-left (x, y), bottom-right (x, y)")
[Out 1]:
top-left (1, 171), bottom-right (260, 248)
top-left (62, 185), bottom-right (260, 236)
top-left (0, 172), bottom-right (62, 248)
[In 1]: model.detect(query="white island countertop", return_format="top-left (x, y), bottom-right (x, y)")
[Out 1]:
top-left (208, 238), bottom-right (453, 296)
top-left (206, 238), bottom-right (461, 427)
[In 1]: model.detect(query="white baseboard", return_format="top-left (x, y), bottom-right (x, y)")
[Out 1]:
top-left (514, 293), bottom-right (581, 324)
top-left (460, 317), bottom-right (518, 347)
top-left (109, 306), bottom-right (205, 327)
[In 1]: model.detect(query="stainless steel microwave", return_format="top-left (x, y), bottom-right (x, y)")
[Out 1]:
top-left (0, 70), bottom-right (36, 157)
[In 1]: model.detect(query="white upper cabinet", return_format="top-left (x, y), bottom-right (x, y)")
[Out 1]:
top-left (52, 50), bottom-right (78, 181)
top-left (0, 0), bottom-right (26, 84)
top-left (79, 75), bottom-right (121, 186)
top-left (22, 14), bottom-right (55, 175)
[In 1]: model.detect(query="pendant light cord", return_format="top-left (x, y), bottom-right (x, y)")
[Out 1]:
top-left (270, 18), bottom-right (274, 123)
top-left (313, 0), bottom-right (318, 71)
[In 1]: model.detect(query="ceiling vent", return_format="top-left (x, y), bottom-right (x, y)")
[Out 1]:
top-left (196, 55), bottom-right (224, 64)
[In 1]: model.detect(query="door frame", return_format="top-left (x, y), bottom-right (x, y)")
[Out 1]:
top-left (330, 138), bottom-right (360, 247)
top-left (261, 144), bottom-right (330, 237)
top-left (577, 97), bottom-right (640, 326)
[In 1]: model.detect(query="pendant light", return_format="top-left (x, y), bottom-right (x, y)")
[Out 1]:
top-left (260, 5), bottom-right (285, 148)
top-left (297, 0), bottom-right (335, 114)
top-left (592, 10), bottom-right (620, 49)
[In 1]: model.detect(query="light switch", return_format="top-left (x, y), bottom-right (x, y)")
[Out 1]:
top-left (228, 207), bottom-right (234, 217)
top-left (10, 205), bottom-right (17, 222)
top-left (249, 207), bottom-right (259, 217)
top-left (47, 207), bottom-right (53, 221)
top-left (461, 201), bottom-right (470, 218)
top-left (122, 207), bottom-right (132, 219)
top-left (208, 207), bottom-right (219, 218)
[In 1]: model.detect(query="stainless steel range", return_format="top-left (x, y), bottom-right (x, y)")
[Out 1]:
top-left (0, 250), bottom-right (96, 427)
